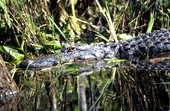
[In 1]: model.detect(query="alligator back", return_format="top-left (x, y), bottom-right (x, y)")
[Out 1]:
top-left (115, 28), bottom-right (170, 59)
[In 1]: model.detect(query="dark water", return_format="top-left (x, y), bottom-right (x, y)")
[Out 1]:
top-left (1, 55), bottom-right (170, 111)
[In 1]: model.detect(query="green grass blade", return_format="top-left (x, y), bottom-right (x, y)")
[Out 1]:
top-left (89, 78), bottom-right (111, 111)
top-left (146, 11), bottom-right (155, 32)
top-left (49, 17), bottom-right (70, 44)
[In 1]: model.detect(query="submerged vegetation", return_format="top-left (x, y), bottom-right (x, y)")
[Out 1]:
top-left (0, 0), bottom-right (170, 110)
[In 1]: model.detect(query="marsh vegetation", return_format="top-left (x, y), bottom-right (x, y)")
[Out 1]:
top-left (0, 0), bottom-right (170, 110)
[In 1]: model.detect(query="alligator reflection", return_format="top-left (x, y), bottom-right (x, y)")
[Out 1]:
top-left (19, 54), bottom-right (170, 111)
top-left (62, 54), bottom-right (170, 110)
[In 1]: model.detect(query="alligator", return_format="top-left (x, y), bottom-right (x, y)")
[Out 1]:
top-left (20, 28), bottom-right (170, 68)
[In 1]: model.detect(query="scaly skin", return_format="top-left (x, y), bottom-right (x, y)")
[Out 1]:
top-left (20, 28), bottom-right (170, 68)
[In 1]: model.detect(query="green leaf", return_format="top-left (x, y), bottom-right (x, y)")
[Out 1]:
top-left (62, 64), bottom-right (79, 72)
top-left (45, 40), bottom-right (62, 49)
top-left (0, 45), bottom-right (24, 60)
top-left (105, 57), bottom-right (127, 63)
top-left (0, 45), bottom-right (6, 54)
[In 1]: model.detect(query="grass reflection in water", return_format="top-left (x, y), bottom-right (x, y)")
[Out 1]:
top-left (18, 58), bottom-right (170, 111)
